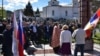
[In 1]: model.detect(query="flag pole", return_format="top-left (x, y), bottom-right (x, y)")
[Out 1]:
top-left (44, 40), bottom-right (45, 56)
top-left (44, 39), bottom-right (45, 56)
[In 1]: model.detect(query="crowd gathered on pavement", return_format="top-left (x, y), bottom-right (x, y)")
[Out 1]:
top-left (0, 19), bottom-right (86, 56)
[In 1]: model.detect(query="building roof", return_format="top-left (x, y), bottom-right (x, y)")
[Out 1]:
top-left (43, 4), bottom-right (73, 8)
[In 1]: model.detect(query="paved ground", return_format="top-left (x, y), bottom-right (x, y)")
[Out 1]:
top-left (0, 43), bottom-right (100, 56)
top-left (24, 43), bottom-right (100, 56)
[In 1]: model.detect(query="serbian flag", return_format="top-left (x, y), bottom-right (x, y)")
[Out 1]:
top-left (84, 8), bottom-right (100, 38)
top-left (12, 11), bottom-right (25, 56)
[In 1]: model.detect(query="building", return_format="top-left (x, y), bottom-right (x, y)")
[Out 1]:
top-left (40, 0), bottom-right (80, 20)
top-left (14, 0), bottom-right (80, 22)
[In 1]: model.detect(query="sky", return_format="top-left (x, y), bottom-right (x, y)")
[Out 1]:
top-left (0, 0), bottom-right (72, 11)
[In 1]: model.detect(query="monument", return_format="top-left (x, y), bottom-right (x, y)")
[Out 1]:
top-left (80, 0), bottom-right (93, 51)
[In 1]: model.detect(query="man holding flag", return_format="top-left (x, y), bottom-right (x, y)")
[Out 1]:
top-left (72, 8), bottom-right (100, 56)
top-left (72, 23), bottom-right (86, 56)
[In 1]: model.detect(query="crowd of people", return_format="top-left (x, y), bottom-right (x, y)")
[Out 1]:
top-left (0, 19), bottom-right (86, 56)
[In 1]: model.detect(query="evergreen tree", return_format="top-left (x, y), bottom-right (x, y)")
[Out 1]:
top-left (23, 2), bottom-right (34, 16)
top-left (35, 8), bottom-right (40, 17)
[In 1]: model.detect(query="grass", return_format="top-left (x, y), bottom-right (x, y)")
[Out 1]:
top-left (93, 32), bottom-right (100, 44)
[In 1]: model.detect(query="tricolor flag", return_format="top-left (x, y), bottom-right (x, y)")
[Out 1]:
top-left (12, 11), bottom-right (25, 56)
top-left (84, 8), bottom-right (100, 38)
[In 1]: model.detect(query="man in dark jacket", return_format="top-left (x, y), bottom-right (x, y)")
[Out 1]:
top-left (2, 24), bottom-right (13, 56)
top-left (30, 21), bottom-right (39, 45)
top-left (23, 22), bottom-right (31, 50)
top-left (0, 21), bottom-right (7, 44)
top-left (44, 22), bottom-right (53, 44)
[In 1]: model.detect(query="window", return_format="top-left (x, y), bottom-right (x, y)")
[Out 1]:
top-left (74, 12), bottom-right (78, 14)
top-left (65, 11), bottom-right (67, 16)
top-left (52, 10), bottom-right (54, 16)
top-left (74, 3), bottom-right (77, 5)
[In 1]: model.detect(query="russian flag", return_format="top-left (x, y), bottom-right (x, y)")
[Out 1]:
top-left (84, 8), bottom-right (100, 38)
top-left (12, 11), bottom-right (25, 56)
top-left (12, 12), bottom-right (19, 56)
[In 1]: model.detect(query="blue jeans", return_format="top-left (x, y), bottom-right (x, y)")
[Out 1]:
top-left (74, 44), bottom-right (84, 56)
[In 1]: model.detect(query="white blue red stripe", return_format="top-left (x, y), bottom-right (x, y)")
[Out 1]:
top-left (12, 11), bottom-right (25, 56)
top-left (84, 8), bottom-right (100, 38)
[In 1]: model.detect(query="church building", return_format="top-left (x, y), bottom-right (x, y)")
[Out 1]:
top-left (40, 0), bottom-right (80, 20)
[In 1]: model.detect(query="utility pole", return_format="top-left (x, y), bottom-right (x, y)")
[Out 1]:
top-left (2, 0), bottom-right (3, 20)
